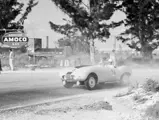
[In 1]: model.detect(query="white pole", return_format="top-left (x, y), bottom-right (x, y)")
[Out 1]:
top-left (113, 36), bottom-right (116, 51)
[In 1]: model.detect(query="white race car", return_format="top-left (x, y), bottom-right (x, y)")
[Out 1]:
top-left (59, 65), bottom-right (132, 90)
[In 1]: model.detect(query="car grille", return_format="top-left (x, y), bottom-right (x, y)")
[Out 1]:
top-left (66, 72), bottom-right (75, 79)
top-left (66, 72), bottom-right (72, 79)
top-left (66, 74), bottom-right (71, 79)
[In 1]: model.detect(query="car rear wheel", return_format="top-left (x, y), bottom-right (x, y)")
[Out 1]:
top-left (62, 81), bottom-right (74, 88)
top-left (85, 74), bottom-right (97, 90)
top-left (120, 73), bottom-right (131, 85)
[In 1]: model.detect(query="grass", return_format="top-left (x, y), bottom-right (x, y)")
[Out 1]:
top-left (1, 53), bottom-right (57, 69)
top-left (1, 53), bottom-right (29, 69)
top-left (143, 78), bottom-right (159, 92)
top-left (132, 94), bottom-right (142, 101)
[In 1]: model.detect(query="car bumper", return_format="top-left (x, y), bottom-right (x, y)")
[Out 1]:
top-left (62, 77), bottom-right (82, 82)
top-left (62, 78), bottom-right (76, 82)
top-left (61, 77), bottom-right (84, 86)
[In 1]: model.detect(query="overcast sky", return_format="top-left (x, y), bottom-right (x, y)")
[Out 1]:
top-left (23, 0), bottom-right (130, 50)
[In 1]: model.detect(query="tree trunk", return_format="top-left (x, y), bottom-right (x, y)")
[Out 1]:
top-left (141, 47), bottom-right (153, 60)
top-left (90, 39), bottom-right (95, 65)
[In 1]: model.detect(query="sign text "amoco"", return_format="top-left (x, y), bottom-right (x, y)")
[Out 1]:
top-left (2, 32), bottom-right (29, 48)
top-left (3, 37), bottom-right (28, 42)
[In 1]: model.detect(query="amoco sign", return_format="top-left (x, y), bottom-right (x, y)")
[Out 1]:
top-left (2, 32), bottom-right (29, 48)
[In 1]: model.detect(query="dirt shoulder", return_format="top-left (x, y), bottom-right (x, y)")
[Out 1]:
top-left (0, 87), bottom-right (143, 120)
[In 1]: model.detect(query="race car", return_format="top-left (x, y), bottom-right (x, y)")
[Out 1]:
top-left (59, 64), bottom-right (132, 90)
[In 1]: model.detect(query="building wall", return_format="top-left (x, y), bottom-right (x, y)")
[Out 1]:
top-left (41, 36), bottom-right (56, 49)
top-left (28, 38), bottom-right (42, 52)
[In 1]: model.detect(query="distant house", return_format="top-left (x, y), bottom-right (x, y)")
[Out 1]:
top-left (27, 38), bottom-right (42, 52)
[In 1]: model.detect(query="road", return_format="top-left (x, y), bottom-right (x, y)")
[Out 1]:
top-left (0, 70), bottom-right (98, 110)
top-left (0, 68), bottom-right (159, 110)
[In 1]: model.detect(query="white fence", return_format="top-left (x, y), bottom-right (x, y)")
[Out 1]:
top-left (60, 58), bottom-right (82, 67)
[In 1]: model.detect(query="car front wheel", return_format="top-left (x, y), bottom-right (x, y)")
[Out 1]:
top-left (62, 81), bottom-right (74, 88)
top-left (85, 74), bottom-right (97, 90)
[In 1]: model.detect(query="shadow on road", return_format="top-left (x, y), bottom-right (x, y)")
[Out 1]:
top-left (72, 83), bottom-right (127, 91)
top-left (0, 82), bottom-right (127, 110)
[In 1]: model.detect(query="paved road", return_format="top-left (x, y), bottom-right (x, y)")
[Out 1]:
top-left (0, 70), bottom-right (107, 110)
top-left (0, 68), bottom-right (159, 110)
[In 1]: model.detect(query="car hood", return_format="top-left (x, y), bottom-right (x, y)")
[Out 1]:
top-left (59, 65), bottom-right (97, 77)
top-left (75, 65), bottom-right (92, 69)
top-left (72, 65), bottom-right (99, 74)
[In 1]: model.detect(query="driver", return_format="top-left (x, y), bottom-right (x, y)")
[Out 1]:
top-left (99, 57), bottom-right (109, 66)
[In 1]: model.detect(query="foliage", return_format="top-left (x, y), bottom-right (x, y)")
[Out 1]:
top-left (0, 0), bottom-right (38, 42)
top-left (58, 36), bottom-right (90, 53)
top-left (1, 53), bottom-right (29, 68)
top-left (49, 0), bottom-right (124, 64)
top-left (143, 78), bottom-right (159, 92)
top-left (49, 0), bottom-right (122, 41)
top-left (116, 0), bottom-right (159, 58)
top-left (19, 45), bottom-right (27, 53)
top-left (132, 94), bottom-right (142, 101)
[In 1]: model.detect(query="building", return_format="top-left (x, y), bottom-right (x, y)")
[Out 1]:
top-left (27, 38), bottom-right (42, 52)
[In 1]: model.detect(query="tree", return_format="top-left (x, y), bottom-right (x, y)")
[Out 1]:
top-left (0, 0), bottom-right (38, 42)
top-left (49, 0), bottom-right (122, 64)
top-left (116, 0), bottom-right (159, 59)
top-left (58, 36), bottom-right (90, 53)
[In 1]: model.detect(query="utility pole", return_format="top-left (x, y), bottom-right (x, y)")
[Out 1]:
top-left (113, 36), bottom-right (116, 51)
top-left (46, 36), bottom-right (49, 49)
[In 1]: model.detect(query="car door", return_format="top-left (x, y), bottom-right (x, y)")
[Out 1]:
top-left (106, 65), bottom-right (118, 82)
top-left (94, 65), bottom-right (114, 82)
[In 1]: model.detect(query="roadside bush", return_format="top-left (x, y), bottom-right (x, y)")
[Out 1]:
top-left (19, 45), bottom-right (27, 53)
top-left (145, 100), bottom-right (159, 119)
top-left (67, 52), bottom-right (91, 65)
top-left (14, 54), bottom-right (29, 68)
top-left (1, 53), bottom-right (29, 69)
top-left (132, 94), bottom-right (142, 101)
top-left (37, 57), bottom-right (55, 68)
top-left (143, 78), bottom-right (159, 92)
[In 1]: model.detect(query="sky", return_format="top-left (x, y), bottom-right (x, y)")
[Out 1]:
top-left (22, 0), bottom-right (130, 50)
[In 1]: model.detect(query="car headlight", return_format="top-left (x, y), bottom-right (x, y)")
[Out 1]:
top-left (63, 75), bottom-right (66, 80)
top-left (62, 75), bottom-right (64, 79)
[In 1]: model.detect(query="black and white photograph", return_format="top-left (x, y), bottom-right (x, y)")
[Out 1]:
top-left (0, 0), bottom-right (159, 120)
